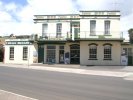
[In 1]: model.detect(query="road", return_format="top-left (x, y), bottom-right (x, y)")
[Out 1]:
top-left (0, 66), bottom-right (133, 100)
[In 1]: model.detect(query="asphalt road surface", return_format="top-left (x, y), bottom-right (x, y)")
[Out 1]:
top-left (0, 66), bottom-right (133, 100)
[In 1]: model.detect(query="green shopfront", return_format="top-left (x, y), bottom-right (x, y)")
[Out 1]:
top-left (37, 40), bottom-right (80, 64)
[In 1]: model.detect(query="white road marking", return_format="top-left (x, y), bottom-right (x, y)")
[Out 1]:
top-left (0, 89), bottom-right (38, 100)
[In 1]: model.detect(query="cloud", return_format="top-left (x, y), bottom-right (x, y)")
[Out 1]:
top-left (0, 11), bottom-right (12, 22)
top-left (27, 0), bottom-right (75, 14)
top-left (5, 2), bottom-right (17, 12)
top-left (0, 0), bottom-right (133, 40)
top-left (75, 0), bottom-right (108, 10)
top-left (0, 0), bottom-right (77, 36)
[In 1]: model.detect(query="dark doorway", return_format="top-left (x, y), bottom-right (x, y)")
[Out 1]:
top-left (70, 44), bottom-right (80, 64)
top-left (38, 45), bottom-right (44, 63)
top-left (59, 50), bottom-right (64, 63)
top-left (128, 55), bottom-right (133, 66)
top-left (0, 44), bottom-right (4, 62)
top-left (59, 46), bottom-right (64, 64)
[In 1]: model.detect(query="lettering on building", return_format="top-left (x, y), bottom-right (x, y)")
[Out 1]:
top-left (6, 41), bottom-right (32, 45)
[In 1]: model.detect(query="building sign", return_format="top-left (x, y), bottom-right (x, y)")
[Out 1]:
top-left (81, 11), bottom-right (120, 16)
top-left (36, 15), bottom-right (80, 20)
top-left (121, 55), bottom-right (128, 66)
top-left (6, 41), bottom-right (32, 45)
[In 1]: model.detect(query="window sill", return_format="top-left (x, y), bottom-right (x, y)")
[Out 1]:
top-left (88, 59), bottom-right (98, 60)
top-left (9, 58), bottom-right (14, 60)
top-left (103, 59), bottom-right (112, 60)
top-left (104, 34), bottom-right (112, 36)
top-left (23, 59), bottom-right (28, 60)
top-left (90, 35), bottom-right (96, 36)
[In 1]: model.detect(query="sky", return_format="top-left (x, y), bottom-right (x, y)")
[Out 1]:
top-left (0, 0), bottom-right (133, 40)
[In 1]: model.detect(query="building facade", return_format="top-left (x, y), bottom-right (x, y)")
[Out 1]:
top-left (121, 42), bottom-right (133, 66)
top-left (33, 11), bottom-right (124, 66)
top-left (4, 38), bottom-right (38, 64)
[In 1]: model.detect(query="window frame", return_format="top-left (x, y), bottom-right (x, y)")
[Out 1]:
top-left (88, 44), bottom-right (97, 60)
top-left (90, 20), bottom-right (96, 36)
top-left (23, 47), bottom-right (28, 60)
top-left (56, 23), bottom-right (62, 37)
top-left (104, 20), bottom-right (110, 35)
top-left (103, 44), bottom-right (112, 60)
top-left (42, 24), bottom-right (48, 37)
top-left (46, 45), bottom-right (56, 63)
top-left (9, 47), bottom-right (14, 60)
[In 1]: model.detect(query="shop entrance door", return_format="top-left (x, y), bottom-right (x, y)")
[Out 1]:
top-left (38, 45), bottom-right (44, 63)
top-left (70, 44), bottom-right (80, 64)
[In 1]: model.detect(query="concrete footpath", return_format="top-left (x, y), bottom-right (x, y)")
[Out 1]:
top-left (0, 63), bottom-right (133, 78)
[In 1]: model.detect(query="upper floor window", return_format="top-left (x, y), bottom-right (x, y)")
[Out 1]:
top-left (90, 20), bottom-right (96, 36)
top-left (42, 24), bottom-right (48, 37)
top-left (104, 21), bottom-right (110, 35)
top-left (104, 44), bottom-right (112, 60)
top-left (9, 47), bottom-right (14, 60)
top-left (56, 23), bottom-right (62, 37)
top-left (89, 44), bottom-right (97, 60)
top-left (23, 47), bottom-right (28, 60)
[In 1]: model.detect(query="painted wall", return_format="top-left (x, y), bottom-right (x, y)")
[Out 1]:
top-left (80, 41), bottom-right (121, 66)
top-left (80, 18), bottom-right (120, 38)
top-left (42, 41), bottom-right (122, 65)
top-left (45, 22), bottom-right (70, 38)
top-left (4, 43), bottom-right (37, 64)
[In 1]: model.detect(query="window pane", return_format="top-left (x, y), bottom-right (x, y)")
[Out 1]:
top-left (104, 21), bottom-right (110, 35)
top-left (47, 45), bottom-right (56, 63)
top-left (104, 45), bottom-right (111, 59)
top-left (56, 23), bottom-right (62, 37)
top-left (42, 24), bottom-right (48, 37)
top-left (59, 46), bottom-right (64, 50)
top-left (9, 47), bottom-right (14, 59)
top-left (128, 48), bottom-right (132, 55)
top-left (23, 47), bottom-right (28, 60)
top-left (90, 20), bottom-right (96, 35)
top-left (70, 45), bottom-right (80, 49)
top-left (123, 48), bottom-right (127, 55)
top-left (89, 45), bottom-right (97, 59)
top-left (47, 45), bottom-right (56, 49)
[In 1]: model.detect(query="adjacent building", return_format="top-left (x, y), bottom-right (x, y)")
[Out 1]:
top-left (0, 38), bottom-right (5, 62)
top-left (4, 36), bottom-right (38, 64)
top-left (121, 42), bottom-right (133, 66)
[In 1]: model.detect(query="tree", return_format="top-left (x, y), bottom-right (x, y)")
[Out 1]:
top-left (128, 28), bottom-right (133, 43)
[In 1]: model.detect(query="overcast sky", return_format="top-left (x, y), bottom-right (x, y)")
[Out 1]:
top-left (0, 0), bottom-right (132, 39)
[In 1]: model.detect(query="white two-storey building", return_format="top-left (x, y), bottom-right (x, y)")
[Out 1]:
top-left (33, 10), bottom-right (124, 66)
